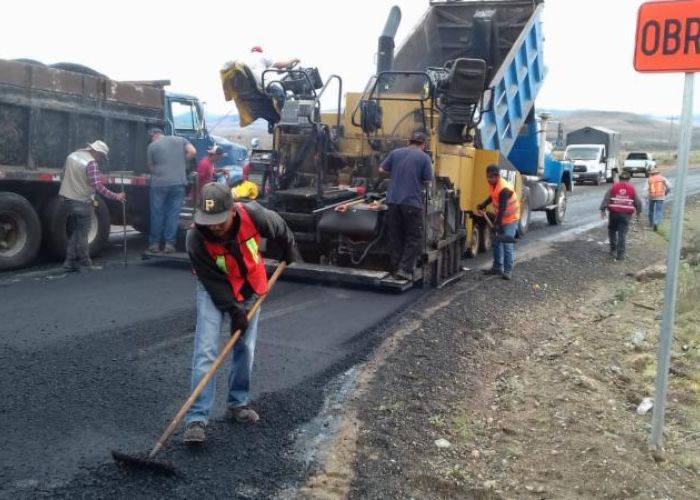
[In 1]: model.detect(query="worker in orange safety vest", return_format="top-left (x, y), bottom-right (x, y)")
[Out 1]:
top-left (476, 165), bottom-right (521, 280)
top-left (643, 168), bottom-right (671, 231)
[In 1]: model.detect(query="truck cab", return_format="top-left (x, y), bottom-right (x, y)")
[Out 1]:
top-left (623, 151), bottom-right (656, 178)
top-left (564, 144), bottom-right (607, 185)
top-left (164, 92), bottom-right (239, 170)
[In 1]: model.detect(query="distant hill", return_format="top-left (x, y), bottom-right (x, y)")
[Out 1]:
top-left (206, 109), bottom-right (699, 152)
top-left (543, 109), bottom-right (700, 151)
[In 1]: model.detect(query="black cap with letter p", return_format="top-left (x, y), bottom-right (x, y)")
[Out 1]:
top-left (195, 182), bottom-right (234, 225)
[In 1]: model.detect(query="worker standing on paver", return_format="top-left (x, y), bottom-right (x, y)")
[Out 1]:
top-left (182, 182), bottom-right (298, 443)
top-left (644, 167), bottom-right (671, 231)
top-left (476, 165), bottom-right (521, 280)
top-left (59, 140), bottom-right (125, 272)
top-left (379, 131), bottom-right (433, 281)
top-left (600, 170), bottom-right (642, 261)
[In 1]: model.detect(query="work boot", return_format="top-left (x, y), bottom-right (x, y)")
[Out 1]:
top-left (225, 406), bottom-right (260, 424)
top-left (482, 267), bottom-right (503, 276)
top-left (63, 261), bottom-right (80, 272)
top-left (502, 271), bottom-right (512, 280)
top-left (148, 244), bottom-right (160, 253)
top-left (183, 421), bottom-right (206, 443)
top-left (163, 244), bottom-right (176, 254)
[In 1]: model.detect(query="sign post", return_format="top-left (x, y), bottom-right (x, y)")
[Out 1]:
top-left (634, 0), bottom-right (699, 449)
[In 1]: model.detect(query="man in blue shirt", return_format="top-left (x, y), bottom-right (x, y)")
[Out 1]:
top-left (379, 131), bottom-right (433, 280)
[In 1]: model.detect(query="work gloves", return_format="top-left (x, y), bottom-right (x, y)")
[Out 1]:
top-left (281, 244), bottom-right (302, 265)
top-left (230, 307), bottom-right (249, 336)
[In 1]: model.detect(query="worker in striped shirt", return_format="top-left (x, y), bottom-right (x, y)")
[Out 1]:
top-left (58, 140), bottom-right (125, 271)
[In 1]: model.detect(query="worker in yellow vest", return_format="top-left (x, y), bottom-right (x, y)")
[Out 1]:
top-left (476, 165), bottom-right (521, 280)
top-left (644, 168), bottom-right (671, 231)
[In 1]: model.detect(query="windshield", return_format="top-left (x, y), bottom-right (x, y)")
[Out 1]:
top-left (626, 152), bottom-right (648, 160)
top-left (565, 147), bottom-right (600, 161)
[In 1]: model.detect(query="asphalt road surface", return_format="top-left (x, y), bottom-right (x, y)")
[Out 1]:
top-left (2, 166), bottom-right (699, 498)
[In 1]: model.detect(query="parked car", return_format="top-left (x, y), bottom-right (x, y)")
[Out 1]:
top-left (623, 151), bottom-right (656, 177)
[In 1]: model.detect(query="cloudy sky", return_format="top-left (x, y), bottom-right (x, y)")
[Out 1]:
top-left (1, 0), bottom-right (697, 119)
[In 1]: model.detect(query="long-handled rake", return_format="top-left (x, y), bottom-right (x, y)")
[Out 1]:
top-left (112, 262), bottom-right (287, 475)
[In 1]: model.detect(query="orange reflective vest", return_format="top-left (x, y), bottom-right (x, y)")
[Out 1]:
top-left (489, 178), bottom-right (520, 224)
top-left (648, 174), bottom-right (667, 199)
top-left (203, 204), bottom-right (268, 301)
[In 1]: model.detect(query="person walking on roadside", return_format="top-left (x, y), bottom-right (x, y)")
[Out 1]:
top-left (600, 170), bottom-right (642, 261)
top-left (476, 165), bottom-right (521, 280)
top-left (644, 167), bottom-right (671, 231)
top-left (146, 128), bottom-right (196, 253)
top-left (379, 131), bottom-right (433, 281)
top-left (182, 182), bottom-right (299, 443)
top-left (58, 140), bottom-right (125, 272)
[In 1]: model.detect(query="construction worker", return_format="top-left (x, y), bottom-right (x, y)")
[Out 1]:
top-left (196, 145), bottom-right (225, 200)
top-left (600, 170), bottom-right (642, 261)
top-left (246, 46), bottom-right (300, 113)
top-left (379, 130), bottom-right (433, 281)
top-left (59, 140), bottom-right (125, 272)
top-left (183, 183), bottom-right (298, 443)
top-left (644, 167), bottom-right (671, 231)
top-left (476, 165), bottom-right (521, 280)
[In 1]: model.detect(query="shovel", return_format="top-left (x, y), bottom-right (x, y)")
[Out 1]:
top-left (112, 261), bottom-right (287, 475)
top-left (477, 210), bottom-right (517, 244)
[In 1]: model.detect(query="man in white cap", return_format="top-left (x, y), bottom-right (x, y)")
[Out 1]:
top-left (245, 46), bottom-right (300, 113)
top-left (182, 182), bottom-right (299, 443)
top-left (58, 140), bottom-right (125, 272)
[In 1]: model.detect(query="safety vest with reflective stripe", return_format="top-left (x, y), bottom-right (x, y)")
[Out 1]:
top-left (608, 182), bottom-right (637, 214)
top-left (648, 174), bottom-right (667, 200)
top-left (203, 203), bottom-right (267, 301)
top-left (489, 177), bottom-right (520, 224)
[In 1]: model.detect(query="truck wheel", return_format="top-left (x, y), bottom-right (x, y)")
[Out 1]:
top-left (465, 222), bottom-right (480, 258)
top-left (0, 192), bottom-right (42, 270)
top-left (546, 187), bottom-right (567, 225)
top-left (516, 194), bottom-right (530, 237)
top-left (42, 195), bottom-right (111, 260)
top-left (479, 220), bottom-right (493, 252)
top-left (593, 172), bottom-right (602, 186)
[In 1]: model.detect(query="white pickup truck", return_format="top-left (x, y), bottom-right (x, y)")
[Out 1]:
top-left (623, 151), bottom-right (656, 178)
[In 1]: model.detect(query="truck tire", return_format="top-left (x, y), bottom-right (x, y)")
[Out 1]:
top-left (479, 220), bottom-right (493, 252)
top-left (0, 192), bottom-right (42, 270)
top-left (465, 222), bottom-right (480, 258)
top-left (516, 192), bottom-right (530, 237)
top-left (593, 171), bottom-right (602, 186)
top-left (41, 195), bottom-right (111, 260)
top-left (546, 187), bottom-right (567, 225)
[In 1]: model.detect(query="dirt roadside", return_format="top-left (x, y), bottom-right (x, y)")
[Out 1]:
top-left (297, 195), bottom-right (700, 499)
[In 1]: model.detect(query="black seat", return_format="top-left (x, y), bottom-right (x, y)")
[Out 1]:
top-left (437, 58), bottom-right (487, 144)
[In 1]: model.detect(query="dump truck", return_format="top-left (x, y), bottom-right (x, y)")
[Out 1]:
top-left (0, 58), bottom-right (238, 270)
top-left (217, 0), bottom-right (572, 290)
top-left (564, 126), bottom-right (620, 185)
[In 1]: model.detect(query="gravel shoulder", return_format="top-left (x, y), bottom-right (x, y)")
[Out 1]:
top-left (300, 196), bottom-right (700, 499)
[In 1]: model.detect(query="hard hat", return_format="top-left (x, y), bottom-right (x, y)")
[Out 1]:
top-left (251, 46), bottom-right (263, 53)
top-left (251, 137), bottom-right (260, 149)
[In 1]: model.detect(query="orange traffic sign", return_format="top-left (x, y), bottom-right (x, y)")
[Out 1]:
top-left (635, 0), bottom-right (700, 72)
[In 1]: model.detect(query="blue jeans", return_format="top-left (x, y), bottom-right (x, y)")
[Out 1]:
top-left (149, 185), bottom-right (186, 246)
top-left (648, 199), bottom-right (664, 227)
top-left (492, 221), bottom-right (518, 273)
top-left (186, 280), bottom-right (260, 425)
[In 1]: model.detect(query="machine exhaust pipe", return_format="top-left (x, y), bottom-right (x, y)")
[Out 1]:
top-left (377, 6), bottom-right (401, 74)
